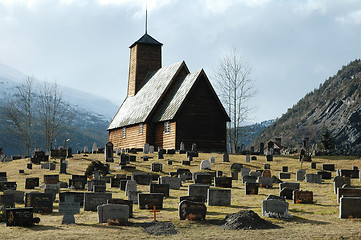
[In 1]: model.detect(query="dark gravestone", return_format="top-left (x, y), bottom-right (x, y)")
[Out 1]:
top-left (150, 183), bottom-right (170, 197)
top-left (110, 178), bottom-right (121, 188)
top-left (158, 150), bottom-right (164, 159)
top-left (311, 162), bottom-right (316, 169)
top-left (167, 149), bottom-right (176, 154)
top-left (266, 155), bottom-right (273, 161)
top-left (6, 207), bottom-right (40, 227)
top-left (25, 178), bottom-right (37, 189)
top-left (317, 171), bottom-right (332, 180)
top-left (120, 180), bottom-right (128, 191)
top-left (264, 164), bottom-right (271, 170)
top-left (195, 174), bottom-right (213, 185)
top-left (179, 196), bottom-right (206, 204)
top-left (337, 188), bottom-right (361, 203)
top-left (119, 154), bottom-right (129, 165)
top-left (251, 156), bottom-right (257, 160)
top-left (293, 190), bottom-right (313, 204)
top-left (87, 180), bottom-right (106, 192)
top-left (177, 168), bottom-right (191, 175)
top-left (338, 169), bottom-right (359, 179)
top-left (105, 142), bottom-right (114, 163)
top-left (259, 143), bottom-right (264, 155)
top-left (179, 200), bottom-right (207, 220)
top-left (182, 160), bottom-right (190, 166)
top-left (0, 194), bottom-right (15, 208)
top-left (339, 197), bottom-right (361, 218)
top-left (168, 160), bottom-right (173, 165)
top-left (230, 163), bottom-right (243, 172)
top-left (131, 173), bottom-right (152, 185)
top-left (1, 182), bottom-right (17, 191)
top-left (151, 163), bottom-right (163, 172)
top-left (19, 170), bottom-right (24, 174)
top-left (245, 183), bottom-right (259, 195)
top-left (27, 163), bottom-right (32, 169)
top-left (25, 192), bottom-right (53, 213)
top-left (129, 155), bottom-right (136, 162)
top-left (3, 190), bottom-right (25, 204)
top-left (282, 166), bottom-right (288, 172)
top-left (322, 164), bottom-right (335, 171)
top-left (280, 187), bottom-right (294, 200)
top-left (83, 192), bottom-right (112, 211)
top-left (66, 147), bottom-right (73, 158)
top-left (216, 171), bottom-right (223, 177)
top-left (44, 175), bottom-right (59, 185)
top-left (59, 192), bottom-right (85, 207)
top-left (59, 163), bottom-right (67, 174)
top-left (107, 199), bottom-right (133, 218)
top-left (279, 173), bottom-right (291, 179)
top-left (138, 193), bottom-right (164, 210)
top-left (214, 177), bottom-right (232, 188)
top-left (242, 175), bottom-right (257, 184)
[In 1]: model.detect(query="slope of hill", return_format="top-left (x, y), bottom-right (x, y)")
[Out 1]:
top-left (0, 64), bottom-right (119, 155)
top-left (252, 59), bottom-right (361, 152)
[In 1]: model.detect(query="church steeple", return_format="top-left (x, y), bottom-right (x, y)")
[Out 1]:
top-left (127, 8), bottom-right (163, 97)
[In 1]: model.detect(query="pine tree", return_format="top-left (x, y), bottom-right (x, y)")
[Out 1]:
top-left (321, 127), bottom-right (335, 150)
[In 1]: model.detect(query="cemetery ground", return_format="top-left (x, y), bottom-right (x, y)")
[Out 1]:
top-left (1, 153), bottom-right (361, 239)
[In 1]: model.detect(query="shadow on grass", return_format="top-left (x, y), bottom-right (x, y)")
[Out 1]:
top-left (74, 222), bottom-right (128, 229)
top-left (280, 215), bottom-right (329, 225)
top-left (27, 225), bottom-right (62, 231)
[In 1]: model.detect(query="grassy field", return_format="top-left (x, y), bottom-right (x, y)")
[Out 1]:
top-left (1, 152), bottom-right (361, 240)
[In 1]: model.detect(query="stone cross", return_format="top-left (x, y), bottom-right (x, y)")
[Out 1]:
top-left (59, 195), bottom-right (80, 224)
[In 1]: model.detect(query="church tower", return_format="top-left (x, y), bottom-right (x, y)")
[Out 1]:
top-left (127, 33), bottom-right (163, 96)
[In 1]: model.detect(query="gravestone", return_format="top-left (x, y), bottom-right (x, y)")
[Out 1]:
top-left (259, 143), bottom-right (264, 155)
top-left (0, 194), bottom-right (15, 208)
top-left (245, 182), bottom-right (259, 195)
top-left (317, 171), bottom-right (332, 180)
top-left (5, 207), bottom-right (40, 227)
top-left (151, 163), bottom-right (163, 172)
top-left (27, 163), bottom-right (32, 169)
top-left (282, 166), bottom-right (288, 172)
top-left (110, 178), bottom-right (121, 188)
top-left (150, 183), bottom-right (170, 197)
top-left (180, 142), bottom-right (185, 152)
top-left (138, 193), bottom-right (164, 209)
top-left (264, 164), bottom-right (270, 170)
top-left (279, 187), bottom-right (294, 200)
top-left (240, 168), bottom-right (251, 178)
top-left (258, 177), bottom-right (273, 188)
top-left (243, 175), bottom-right (257, 184)
top-left (44, 184), bottom-right (60, 201)
top-left (250, 146), bottom-right (255, 154)
top-left (105, 142), bottom-right (114, 163)
top-left (214, 177), bottom-right (232, 188)
top-left (216, 171), bottom-right (223, 177)
top-left (115, 148), bottom-right (121, 156)
top-left (296, 169), bottom-right (306, 181)
top-left (279, 173), bottom-right (291, 179)
top-left (333, 176), bottom-right (351, 194)
top-left (179, 195), bottom-right (205, 203)
top-left (231, 163), bottom-right (243, 172)
top-left (293, 190), bottom-right (313, 204)
top-left (249, 171), bottom-right (262, 178)
top-left (210, 157), bottom-right (215, 164)
top-left (323, 164), bottom-right (335, 171)
top-left (127, 191), bottom-right (140, 204)
top-left (0, 182), bottom-right (17, 191)
top-left (279, 182), bottom-right (300, 191)
top-left (266, 155), bottom-right (273, 161)
top-left (59, 163), bottom-right (67, 174)
top-left (223, 152), bottom-right (229, 162)
top-left (92, 142), bottom-right (98, 154)
top-left (339, 197), bottom-right (361, 218)
top-left (231, 171), bottom-right (238, 180)
top-left (337, 169), bottom-right (359, 179)
top-left (262, 199), bottom-right (290, 218)
top-left (188, 184), bottom-right (210, 200)
top-left (143, 143), bottom-right (150, 154)
top-left (245, 155), bottom-right (250, 163)
top-left (305, 174), bottom-right (322, 183)
top-left (167, 160), bottom-right (173, 165)
top-left (167, 149), bottom-right (176, 154)
top-left (311, 162), bottom-right (316, 169)
top-left (44, 175), bottom-right (59, 185)
top-left (25, 178), bottom-right (39, 189)
top-left (159, 176), bottom-right (181, 190)
top-left (108, 199), bottom-right (133, 218)
top-left (59, 192), bottom-right (85, 207)
top-left (207, 188), bottom-right (231, 206)
top-left (179, 200), bottom-right (207, 220)
top-left (261, 170), bottom-right (272, 178)
top-left (149, 146), bottom-right (154, 154)
top-left (158, 150), bottom-right (164, 159)
top-left (25, 192), bottom-right (53, 213)
top-left (200, 160), bottom-right (211, 170)
top-left (125, 180), bottom-right (137, 195)
top-left (182, 160), bottom-right (190, 166)
top-left (97, 204), bottom-right (129, 223)
top-left (59, 195), bottom-right (80, 224)
top-left (4, 190), bottom-right (24, 203)
top-left (120, 180), bottom-right (128, 191)
top-left (337, 188), bottom-right (361, 203)
top-left (194, 174), bottom-right (213, 185)
top-left (131, 173), bottom-right (152, 185)
top-left (83, 192), bottom-right (112, 211)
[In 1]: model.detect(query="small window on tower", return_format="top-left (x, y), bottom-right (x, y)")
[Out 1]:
top-left (164, 121), bottom-right (170, 134)
top-left (122, 127), bottom-right (126, 138)
top-left (139, 123), bottom-right (143, 134)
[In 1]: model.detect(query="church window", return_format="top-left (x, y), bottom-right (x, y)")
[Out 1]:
top-left (139, 123), bottom-right (143, 134)
top-left (122, 127), bottom-right (126, 138)
top-left (164, 121), bottom-right (170, 134)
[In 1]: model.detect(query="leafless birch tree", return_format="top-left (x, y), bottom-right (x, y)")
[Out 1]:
top-left (215, 49), bottom-right (256, 153)
top-left (4, 77), bottom-right (34, 155)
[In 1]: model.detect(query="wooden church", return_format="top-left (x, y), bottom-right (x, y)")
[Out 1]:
top-left (107, 32), bottom-right (230, 152)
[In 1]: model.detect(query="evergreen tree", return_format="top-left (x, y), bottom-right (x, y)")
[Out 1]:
top-left (321, 127), bottom-right (335, 150)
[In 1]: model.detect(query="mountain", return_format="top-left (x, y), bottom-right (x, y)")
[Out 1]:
top-left (0, 63), bottom-right (119, 155)
top-left (238, 120), bottom-right (275, 148)
top-left (251, 59), bottom-right (361, 154)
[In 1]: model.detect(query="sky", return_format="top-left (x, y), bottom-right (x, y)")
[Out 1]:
top-left (0, 0), bottom-right (361, 123)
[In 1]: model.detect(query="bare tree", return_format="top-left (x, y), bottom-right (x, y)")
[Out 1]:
top-left (37, 82), bottom-right (73, 151)
top-left (4, 77), bottom-right (34, 155)
top-left (215, 49), bottom-right (256, 153)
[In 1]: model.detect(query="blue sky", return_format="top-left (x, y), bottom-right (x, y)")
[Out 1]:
top-left (1, 0), bottom-right (360, 123)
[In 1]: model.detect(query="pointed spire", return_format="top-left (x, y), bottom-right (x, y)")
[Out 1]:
top-left (145, 4), bottom-right (148, 34)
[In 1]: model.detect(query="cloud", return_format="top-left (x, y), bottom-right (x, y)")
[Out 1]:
top-left (336, 10), bottom-right (361, 24)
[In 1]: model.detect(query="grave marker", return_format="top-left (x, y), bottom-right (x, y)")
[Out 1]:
top-left (59, 195), bottom-right (80, 224)
top-left (179, 200), bottom-right (207, 220)
top-left (97, 204), bottom-right (129, 223)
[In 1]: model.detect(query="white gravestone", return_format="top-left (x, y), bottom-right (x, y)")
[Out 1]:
top-left (200, 160), bottom-right (211, 170)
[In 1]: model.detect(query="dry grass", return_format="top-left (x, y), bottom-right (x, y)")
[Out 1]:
top-left (1, 152), bottom-right (361, 239)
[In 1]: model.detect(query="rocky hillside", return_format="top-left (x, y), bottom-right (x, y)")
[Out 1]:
top-left (252, 59), bottom-right (361, 153)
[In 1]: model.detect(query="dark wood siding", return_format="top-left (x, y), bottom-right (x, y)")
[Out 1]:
top-left (175, 75), bottom-right (227, 152)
